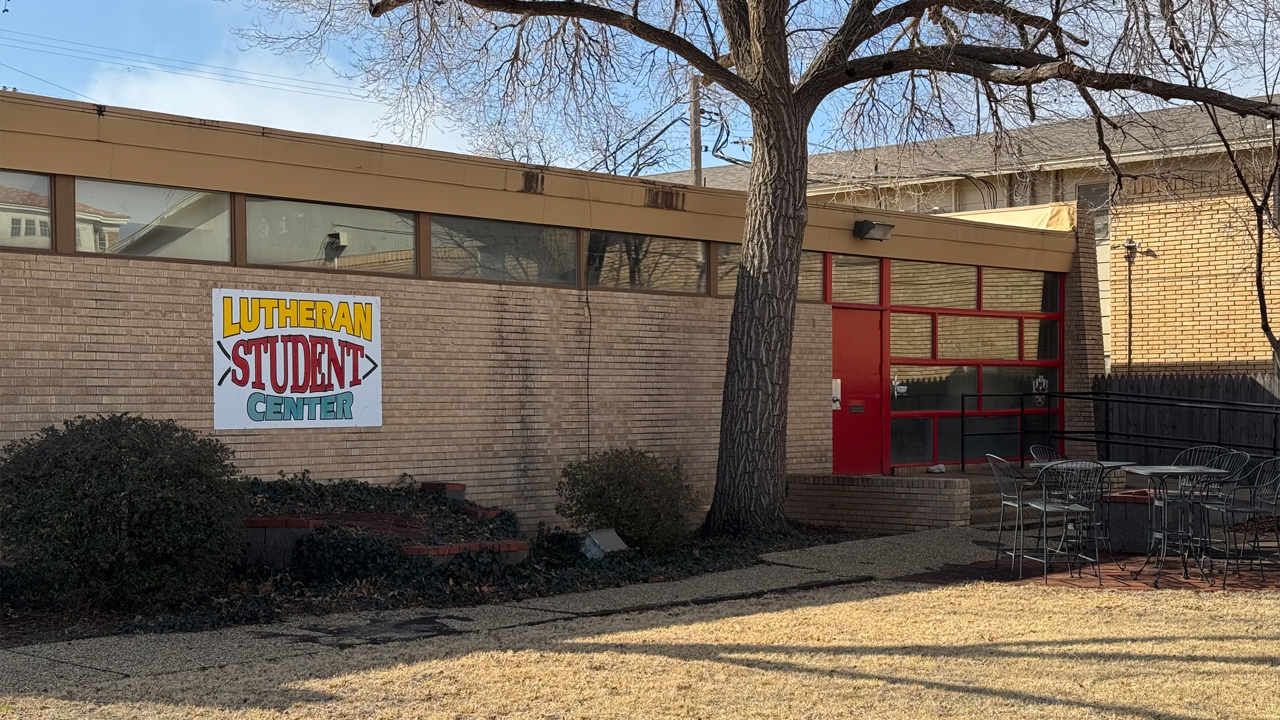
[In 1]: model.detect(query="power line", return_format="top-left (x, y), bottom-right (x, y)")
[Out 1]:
top-left (0, 40), bottom-right (381, 104)
top-left (0, 29), bottom-right (359, 92)
top-left (0, 62), bottom-right (99, 103)
top-left (580, 97), bottom-right (686, 173)
top-left (0, 42), bottom-right (377, 103)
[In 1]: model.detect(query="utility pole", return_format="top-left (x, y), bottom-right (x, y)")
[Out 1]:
top-left (689, 75), bottom-right (702, 187)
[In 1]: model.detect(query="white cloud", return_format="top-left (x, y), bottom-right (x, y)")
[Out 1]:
top-left (82, 51), bottom-right (466, 154)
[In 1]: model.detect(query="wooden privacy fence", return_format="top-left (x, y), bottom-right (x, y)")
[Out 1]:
top-left (1091, 374), bottom-right (1280, 464)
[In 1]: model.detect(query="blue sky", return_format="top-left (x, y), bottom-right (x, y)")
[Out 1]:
top-left (0, 0), bottom-right (469, 152)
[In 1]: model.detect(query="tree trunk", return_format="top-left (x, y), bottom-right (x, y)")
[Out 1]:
top-left (702, 103), bottom-right (810, 536)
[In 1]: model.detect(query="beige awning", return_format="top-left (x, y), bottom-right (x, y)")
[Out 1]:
top-left (943, 202), bottom-right (1077, 231)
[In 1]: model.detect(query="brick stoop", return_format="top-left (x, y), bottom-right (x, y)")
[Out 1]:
top-left (786, 474), bottom-right (969, 535)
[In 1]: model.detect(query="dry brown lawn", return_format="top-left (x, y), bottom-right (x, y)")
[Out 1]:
top-left (5, 580), bottom-right (1280, 719)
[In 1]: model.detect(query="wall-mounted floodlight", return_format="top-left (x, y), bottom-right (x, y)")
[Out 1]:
top-left (853, 220), bottom-right (894, 241)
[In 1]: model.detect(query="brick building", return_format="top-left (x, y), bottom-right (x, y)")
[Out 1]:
top-left (657, 103), bottom-right (1278, 374)
top-left (0, 91), bottom-right (1096, 529)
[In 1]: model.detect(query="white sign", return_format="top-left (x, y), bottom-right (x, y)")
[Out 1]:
top-left (213, 289), bottom-right (382, 429)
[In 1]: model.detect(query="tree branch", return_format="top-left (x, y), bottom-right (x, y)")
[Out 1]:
top-left (799, 0), bottom-right (1088, 95)
top-left (801, 45), bottom-right (1280, 120)
top-left (369, 0), bottom-right (757, 100)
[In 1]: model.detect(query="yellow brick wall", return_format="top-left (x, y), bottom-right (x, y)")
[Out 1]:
top-left (1108, 174), bottom-right (1278, 374)
top-left (0, 253), bottom-right (833, 527)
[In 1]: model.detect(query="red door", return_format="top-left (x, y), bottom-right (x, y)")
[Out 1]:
top-left (832, 308), bottom-right (883, 474)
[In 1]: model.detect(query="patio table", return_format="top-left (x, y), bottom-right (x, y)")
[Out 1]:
top-left (1125, 465), bottom-right (1232, 586)
top-left (1029, 460), bottom-right (1136, 471)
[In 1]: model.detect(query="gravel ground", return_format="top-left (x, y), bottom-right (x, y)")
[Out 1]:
top-left (3, 579), bottom-right (1280, 719)
top-left (761, 525), bottom-right (1002, 579)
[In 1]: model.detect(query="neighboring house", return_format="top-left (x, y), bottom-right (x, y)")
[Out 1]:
top-left (0, 183), bottom-right (132, 253)
top-left (0, 185), bottom-right (55, 249)
top-left (653, 103), bottom-right (1278, 374)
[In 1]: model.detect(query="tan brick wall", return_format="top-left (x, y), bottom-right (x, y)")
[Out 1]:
top-left (785, 474), bottom-right (969, 534)
top-left (1108, 171), bottom-right (1278, 374)
top-left (0, 253), bottom-right (833, 527)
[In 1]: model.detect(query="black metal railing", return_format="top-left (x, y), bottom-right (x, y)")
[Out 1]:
top-left (959, 390), bottom-right (1280, 470)
top-left (958, 392), bottom-right (1054, 470)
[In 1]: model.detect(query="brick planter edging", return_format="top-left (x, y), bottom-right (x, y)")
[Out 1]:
top-left (245, 516), bottom-right (328, 529)
top-left (401, 540), bottom-right (530, 565)
top-left (242, 515), bottom-right (526, 569)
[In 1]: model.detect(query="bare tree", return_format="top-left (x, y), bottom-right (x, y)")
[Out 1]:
top-left (243, 0), bottom-right (1280, 535)
top-left (465, 97), bottom-right (689, 175)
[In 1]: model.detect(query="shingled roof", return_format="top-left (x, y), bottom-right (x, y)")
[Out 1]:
top-left (0, 185), bottom-right (130, 219)
top-left (649, 102), bottom-right (1274, 191)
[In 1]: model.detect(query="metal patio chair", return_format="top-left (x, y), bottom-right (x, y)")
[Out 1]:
top-left (1192, 450), bottom-right (1251, 576)
top-left (1030, 445), bottom-right (1068, 464)
top-left (987, 454), bottom-right (1039, 577)
top-left (1146, 446), bottom-right (1243, 583)
top-left (1172, 445), bottom-right (1231, 473)
top-left (1027, 460), bottom-right (1107, 584)
top-left (1205, 456), bottom-right (1280, 588)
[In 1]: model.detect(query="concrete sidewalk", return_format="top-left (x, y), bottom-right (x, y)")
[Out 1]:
top-left (0, 526), bottom-right (1000, 694)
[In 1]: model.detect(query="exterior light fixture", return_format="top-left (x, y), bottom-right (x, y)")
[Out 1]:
top-left (853, 219), bottom-right (894, 241)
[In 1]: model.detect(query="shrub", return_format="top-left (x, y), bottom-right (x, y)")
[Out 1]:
top-left (556, 449), bottom-right (697, 553)
top-left (290, 525), bottom-right (411, 586)
top-left (0, 414), bottom-right (247, 609)
top-left (244, 471), bottom-right (455, 517)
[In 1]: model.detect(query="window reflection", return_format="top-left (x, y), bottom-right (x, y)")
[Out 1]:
top-left (587, 231), bottom-right (706, 293)
top-left (432, 215), bottom-right (576, 285)
top-left (891, 260), bottom-right (976, 308)
top-left (0, 170), bottom-right (52, 250)
top-left (247, 197), bottom-right (414, 274)
top-left (937, 315), bottom-right (1019, 359)
top-left (831, 254), bottom-right (880, 304)
top-left (798, 251), bottom-right (825, 301)
top-left (982, 268), bottom-right (1060, 312)
top-left (889, 365), bottom-right (977, 411)
top-left (75, 179), bottom-right (230, 261)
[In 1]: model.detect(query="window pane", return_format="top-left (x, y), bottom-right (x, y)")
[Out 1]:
top-left (0, 170), bottom-right (52, 250)
top-left (890, 313), bottom-right (932, 358)
top-left (937, 315), bottom-right (1019, 360)
top-left (981, 367), bottom-right (1059, 409)
top-left (74, 179), bottom-right (230, 261)
top-left (721, 246), bottom-right (823, 299)
top-left (890, 365), bottom-right (977, 411)
top-left (891, 417), bottom-right (933, 464)
top-left (247, 197), bottom-right (414, 274)
top-left (717, 243), bottom-right (740, 296)
top-left (1025, 319), bottom-right (1060, 360)
top-left (982, 268), bottom-right (1060, 312)
top-left (831, 254), bottom-right (879, 304)
top-left (938, 413), bottom-right (1050, 463)
top-left (938, 415), bottom-right (1009, 462)
top-left (891, 260), bottom-right (976, 308)
top-left (798, 250), bottom-right (824, 301)
top-left (431, 215), bottom-right (576, 285)
top-left (1078, 182), bottom-right (1111, 241)
top-left (1077, 183), bottom-right (1110, 208)
top-left (587, 231), bottom-right (706, 293)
